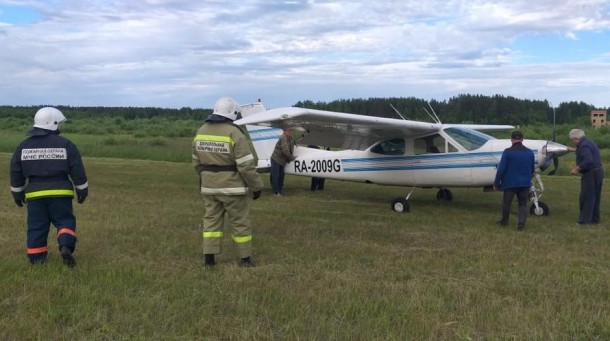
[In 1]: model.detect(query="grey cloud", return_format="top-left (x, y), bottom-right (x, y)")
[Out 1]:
top-left (1, 0), bottom-right (609, 108)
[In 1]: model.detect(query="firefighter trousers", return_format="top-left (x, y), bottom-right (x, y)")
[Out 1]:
top-left (26, 197), bottom-right (77, 262)
top-left (202, 194), bottom-right (252, 258)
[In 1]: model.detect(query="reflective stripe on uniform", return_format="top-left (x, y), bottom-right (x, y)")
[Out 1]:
top-left (236, 154), bottom-right (254, 165)
top-left (57, 228), bottom-right (76, 237)
top-left (27, 246), bottom-right (49, 254)
top-left (11, 185), bottom-right (25, 192)
top-left (201, 187), bottom-right (247, 195)
top-left (194, 134), bottom-right (235, 144)
top-left (75, 181), bottom-right (88, 190)
top-left (25, 189), bottom-right (74, 199)
top-left (203, 231), bottom-right (223, 238)
top-left (232, 234), bottom-right (252, 243)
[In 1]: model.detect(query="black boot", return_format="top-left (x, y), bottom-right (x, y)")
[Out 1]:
top-left (60, 246), bottom-right (76, 268)
top-left (496, 217), bottom-right (508, 227)
top-left (239, 256), bottom-right (255, 268)
top-left (29, 255), bottom-right (47, 265)
top-left (204, 254), bottom-right (216, 268)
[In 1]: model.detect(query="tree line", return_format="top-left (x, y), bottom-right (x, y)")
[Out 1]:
top-left (0, 94), bottom-right (606, 126)
top-left (0, 105), bottom-right (211, 121)
top-left (295, 94), bottom-right (604, 126)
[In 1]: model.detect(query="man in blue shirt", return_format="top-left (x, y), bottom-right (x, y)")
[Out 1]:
top-left (494, 130), bottom-right (535, 232)
top-left (569, 129), bottom-right (603, 225)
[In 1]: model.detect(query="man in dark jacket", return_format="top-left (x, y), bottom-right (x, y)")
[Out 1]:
top-left (493, 130), bottom-right (535, 232)
top-left (10, 107), bottom-right (88, 267)
top-left (569, 128), bottom-right (603, 224)
top-left (270, 129), bottom-right (296, 195)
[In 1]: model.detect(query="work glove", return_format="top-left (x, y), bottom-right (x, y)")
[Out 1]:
top-left (12, 191), bottom-right (25, 207)
top-left (76, 188), bottom-right (88, 204)
top-left (252, 190), bottom-right (261, 200)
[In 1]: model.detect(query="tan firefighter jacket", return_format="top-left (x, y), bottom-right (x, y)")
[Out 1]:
top-left (192, 122), bottom-right (263, 195)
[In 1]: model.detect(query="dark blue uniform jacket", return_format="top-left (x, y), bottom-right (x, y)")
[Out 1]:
top-left (10, 128), bottom-right (88, 200)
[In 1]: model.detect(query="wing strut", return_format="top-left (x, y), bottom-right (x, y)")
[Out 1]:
top-left (423, 103), bottom-right (442, 124)
top-left (390, 104), bottom-right (407, 120)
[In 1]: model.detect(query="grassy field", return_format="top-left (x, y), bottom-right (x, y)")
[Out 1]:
top-left (0, 130), bottom-right (193, 163)
top-left (1, 152), bottom-right (609, 339)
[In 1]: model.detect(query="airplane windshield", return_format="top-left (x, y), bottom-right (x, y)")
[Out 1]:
top-left (444, 127), bottom-right (495, 151)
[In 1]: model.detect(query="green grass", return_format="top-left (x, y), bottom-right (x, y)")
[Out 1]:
top-left (1, 153), bottom-right (609, 339)
top-left (0, 130), bottom-right (193, 163)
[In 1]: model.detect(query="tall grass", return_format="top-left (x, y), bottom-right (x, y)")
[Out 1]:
top-left (1, 153), bottom-right (608, 339)
top-left (0, 130), bottom-right (193, 163)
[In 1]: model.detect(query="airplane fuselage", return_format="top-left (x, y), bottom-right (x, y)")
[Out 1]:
top-left (237, 101), bottom-right (569, 213)
top-left (284, 139), bottom-right (557, 188)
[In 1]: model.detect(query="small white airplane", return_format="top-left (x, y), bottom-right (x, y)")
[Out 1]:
top-left (234, 101), bottom-right (570, 215)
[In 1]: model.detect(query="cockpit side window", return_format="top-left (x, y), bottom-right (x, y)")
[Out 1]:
top-left (414, 134), bottom-right (450, 155)
top-left (370, 138), bottom-right (405, 155)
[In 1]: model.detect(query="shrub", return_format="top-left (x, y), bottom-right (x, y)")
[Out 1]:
top-left (149, 137), bottom-right (167, 146)
top-left (102, 137), bottom-right (119, 145)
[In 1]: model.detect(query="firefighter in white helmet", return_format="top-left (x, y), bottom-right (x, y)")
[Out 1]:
top-left (192, 97), bottom-right (263, 268)
top-left (10, 107), bottom-right (89, 267)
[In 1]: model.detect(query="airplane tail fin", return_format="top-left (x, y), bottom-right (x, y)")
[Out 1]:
top-left (240, 101), bottom-right (282, 171)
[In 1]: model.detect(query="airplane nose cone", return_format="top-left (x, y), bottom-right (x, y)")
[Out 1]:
top-left (545, 141), bottom-right (569, 158)
top-left (540, 141), bottom-right (570, 172)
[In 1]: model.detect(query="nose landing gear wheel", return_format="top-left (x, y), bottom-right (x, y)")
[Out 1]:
top-left (530, 202), bottom-right (549, 216)
top-left (391, 197), bottom-right (410, 213)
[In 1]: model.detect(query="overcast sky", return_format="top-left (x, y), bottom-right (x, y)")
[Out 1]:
top-left (1, 0), bottom-right (609, 110)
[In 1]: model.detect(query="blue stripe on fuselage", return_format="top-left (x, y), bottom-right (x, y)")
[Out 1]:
top-left (343, 162), bottom-right (499, 172)
top-left (340, 150), bottom-right (538, 172)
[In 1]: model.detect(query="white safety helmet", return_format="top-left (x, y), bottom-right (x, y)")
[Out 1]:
top-left (212, 97), bottom-right (241, 121)
top-left (33, 107), bottom-right (66, 131)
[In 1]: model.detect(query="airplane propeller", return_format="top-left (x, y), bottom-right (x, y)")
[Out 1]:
top-left (547, 154), bottom-right (560, 175)
top-left (541, 143), bottom-right (563, 174)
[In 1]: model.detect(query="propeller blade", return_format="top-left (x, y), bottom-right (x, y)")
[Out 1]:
top-left (546, 105), bottom-right (559, 175)
top-left (547, 156), bottom-right (560, 176)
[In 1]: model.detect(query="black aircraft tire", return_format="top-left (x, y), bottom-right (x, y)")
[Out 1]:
top-left (436, 188), bottom-right (453, 202)
top-left (530, 202), bottom-right (549, 216)
top-left (391, 197), bottom-right (410, 213)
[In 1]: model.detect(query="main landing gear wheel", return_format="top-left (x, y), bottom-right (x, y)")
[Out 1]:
top-left (391, 197), bottom-right (410, 213)
top-left (436, 188), bottom-right (453, 202)
top-left (530, 202), bottom-right (549, 216)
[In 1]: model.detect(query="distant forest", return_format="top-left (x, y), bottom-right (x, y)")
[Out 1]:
top-left (296, 94), bottom-right (605, 126)
top-left (0, 94), bottom-right (606, 126)
top-left (0, 106), bottom-right (211, 121)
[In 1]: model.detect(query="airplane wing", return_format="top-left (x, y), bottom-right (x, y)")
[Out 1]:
top-left (445, 124), bottom-right (515, 132)
top-left (235, 107), bottom-right (441, 150)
